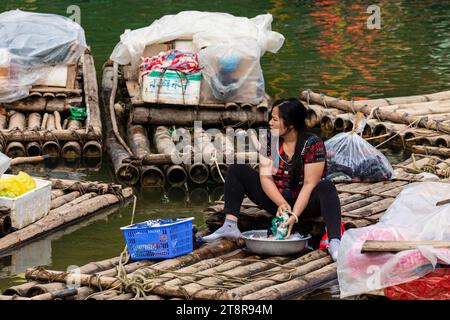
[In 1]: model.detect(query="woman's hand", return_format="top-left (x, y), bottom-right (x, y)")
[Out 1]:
top-left (277, 202), bottom-right (292, 217)
top-left (281, 214), bottom-right (297, 238)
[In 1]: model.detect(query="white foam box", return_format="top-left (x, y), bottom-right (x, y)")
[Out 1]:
top-left (35, 64), bottom-right (77, 88)
top-left (141, 70), bottom-right (201, 105)
top-left (0, 174), bottom-right (51, 230)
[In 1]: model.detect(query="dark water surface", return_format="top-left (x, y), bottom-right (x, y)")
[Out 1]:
top-left (0, 0), bottom-right (449, 295)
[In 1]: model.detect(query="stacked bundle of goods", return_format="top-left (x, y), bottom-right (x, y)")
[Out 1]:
top-left (0, 10), bottom-right (102, 163)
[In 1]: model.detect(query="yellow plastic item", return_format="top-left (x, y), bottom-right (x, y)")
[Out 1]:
top-left (0, 172), bottom-right (37, 198)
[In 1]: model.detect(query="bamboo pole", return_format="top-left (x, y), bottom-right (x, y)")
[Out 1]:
top-left (4, 97), bottom-right (73, 112)
top-left (362, 240), bottom-right (450, 253)
top-left (27, 113), bottom-right (42, 130)
top-left (28, 283), bottom-right (67, 297)
top-left (165, 164), bottom-right (188, 186)
top-left (2, 281), bottom-right (39, 296)
top-left (25, 112), bottom-right (43, 156)
top-left (102, 66), bottom-right (139, 185)
top-left (5, 111), bottom-right (26, 157)
top-left (82, 140), bottom-right (102, 159)
top-left (9, 155), bottom-right (49, 166)
top-left (51, 189), bottom-right (66, 199)
top-left (61, 119), bottom-right (81, 161)
top-left (128, 124), bottom-right (151, 158)
top-left (40, 113), bottom-right (49, 130)
top-left (320, 114), bottom-right (338, 133)
top-left (49, 178), bottom-right (122, 194)
top-left (334, 113), bottom-right (355, 132)
top-left (50, 191), bottom-right (81, 210)
top-left (186, 163), bottom-right (210, 184)
top-left (154, 126), bottom-right (177, 155)
top-left (131, 106), bottom-right (268, 127)
top-left (411, 145), bottom-right (450, 157)
top-left (54, 111), bottom-right (63, 130)
top-left (140, 165), bottom-right (165, 188)
top-left (351, 91), bottom-right (450, 107)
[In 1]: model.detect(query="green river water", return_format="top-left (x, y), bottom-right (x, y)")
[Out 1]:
top-left (0, 0), bottom-right (449, 297)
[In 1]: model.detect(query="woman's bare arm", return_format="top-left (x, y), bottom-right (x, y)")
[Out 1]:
top-left (292, 161), bottom-right (325, 218)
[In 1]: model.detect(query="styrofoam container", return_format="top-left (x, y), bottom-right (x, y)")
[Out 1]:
top-left (141, 70), bottom-right (201, 105)
top-left (35, 64), bottom-right (69, 87)
top-left (0, 174), bottom-right (51, 230)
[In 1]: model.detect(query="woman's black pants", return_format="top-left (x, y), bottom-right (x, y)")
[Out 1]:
top-left (223, 164), bottom-right (342, 240)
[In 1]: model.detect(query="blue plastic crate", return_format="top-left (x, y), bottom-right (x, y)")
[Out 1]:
top-left (120, 217), bottom-right (194, 260)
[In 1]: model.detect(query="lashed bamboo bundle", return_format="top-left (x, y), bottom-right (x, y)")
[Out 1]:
top-left (300, 90), bottom-right (450, 134)
top-left (0, 51), bottom-right (102, 157)
top-left (24, 239), bottom-right (244, 296)
top-left (0, 178), bottom-right (133, 254)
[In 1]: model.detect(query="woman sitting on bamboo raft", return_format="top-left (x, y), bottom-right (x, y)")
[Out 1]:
top-left (203, 98), bottom-right (342, 261)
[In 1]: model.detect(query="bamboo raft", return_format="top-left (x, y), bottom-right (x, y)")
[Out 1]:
top-left (300, 89), bottom-right (450, 150)
top-left (0, 49), bottom-right (102, 163)
top-left (102, 61), bottom-right (271, 187)
top-left (2, 165), bottom-right (442, 300)
top-left (0, 178), bottom-right (133, 255)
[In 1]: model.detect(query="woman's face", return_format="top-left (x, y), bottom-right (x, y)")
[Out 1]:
top-left (269, 106), bottom-right (289, 136)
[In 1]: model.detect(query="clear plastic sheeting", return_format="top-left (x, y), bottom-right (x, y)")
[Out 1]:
top-left (0, 10), bottom-right (87, 103)
top-left (198, 39), bottom-right (265, 104)
top-left (338, 182), bottom-right (450, 298)
top-left (110, 11), bottom-right (285, 69)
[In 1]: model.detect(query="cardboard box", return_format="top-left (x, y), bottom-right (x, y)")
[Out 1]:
top-left (142, 70), bottom-right (201, 105)
top-left (143, 42), bottom-right (172, 59)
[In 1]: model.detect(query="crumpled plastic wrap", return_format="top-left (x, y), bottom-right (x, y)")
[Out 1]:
top-left (337, 182), bottom-right (450, 298)
top-left (0, 10), bottom-right (87, 103)
top-left (198, 39), bottom-right (265, 104)
top-left (110, 11), bottom-right (285, 70)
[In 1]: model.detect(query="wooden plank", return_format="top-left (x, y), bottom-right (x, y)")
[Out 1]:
top-left (362, 240), bottom-right (450, 253)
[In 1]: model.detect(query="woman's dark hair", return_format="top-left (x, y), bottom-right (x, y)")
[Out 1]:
top-left (272, 97), bottom-right (309, 189)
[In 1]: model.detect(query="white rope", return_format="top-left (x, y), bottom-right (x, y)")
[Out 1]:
top-left (211, 149), bottom-right (225, 184)
top-left (375, 117), bottom-right (424, 149)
